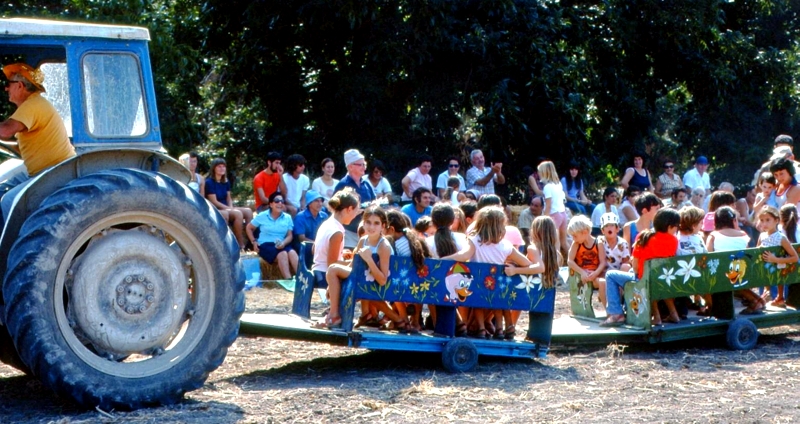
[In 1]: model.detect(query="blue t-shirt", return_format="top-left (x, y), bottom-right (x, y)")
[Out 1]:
top-left (252, 211), bottom-right (294, 245)
top-left (293, 208), bottom-right (329, 242)
top-left (205, 178), bottom-right (230, 206)
top-left (401, 203), bottom-right (432, 225)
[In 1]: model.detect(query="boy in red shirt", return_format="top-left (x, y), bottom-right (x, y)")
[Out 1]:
top-left (600, 208), bottom-right (681, 326)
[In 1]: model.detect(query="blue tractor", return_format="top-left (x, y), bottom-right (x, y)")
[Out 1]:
top-left (0, 18), bottom-right (244, 409)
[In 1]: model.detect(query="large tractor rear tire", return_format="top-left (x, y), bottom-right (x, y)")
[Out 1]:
top-left (2, 169), bottom-right (244, 409)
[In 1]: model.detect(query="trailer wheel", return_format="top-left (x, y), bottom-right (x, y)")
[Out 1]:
top-left (2, 169), bottom-right (244, 410)
top-left (726, 318), bottom-right (758, 350)
top-left (442, 339), bottom-right (478, 372)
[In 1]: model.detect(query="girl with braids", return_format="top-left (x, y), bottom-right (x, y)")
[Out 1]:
top-left (601, 208), bottom-right (681, 327)
top-left (756, 205), bottom-right (799, 309)
top-left (386, 209), bottom-right (431, 331)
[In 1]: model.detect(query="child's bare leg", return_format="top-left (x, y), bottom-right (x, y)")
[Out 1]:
top-left (288, 250), bottom-right (298, 276)
top-left (510, 310), bottom-right (521, 326)
top-left (662, 298), bottom-right (680, 323)
top-left (325, 264), bottom-right (351, 318)
top-left (775, 285), bottom-right (786, 303)
top-left (473, 309), bottom-right (486, 333)
top-left (428, 304), bottom-right (437, 326)
top-left (595, 278), bottom-right (607, 307)
top-left (373, 301), bottom-right (402, 323)
top-left (651, 301), bottom-right (662, 325)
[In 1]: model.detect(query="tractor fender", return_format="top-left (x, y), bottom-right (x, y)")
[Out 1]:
top-left (0, 148), bottom-right (190, 316)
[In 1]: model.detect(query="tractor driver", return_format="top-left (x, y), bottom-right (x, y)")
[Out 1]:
top-left (0, 63), bottom-right (75, 220)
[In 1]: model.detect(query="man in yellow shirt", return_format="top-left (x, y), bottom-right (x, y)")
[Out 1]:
top-left (0, 63), bottom-right (76, 220)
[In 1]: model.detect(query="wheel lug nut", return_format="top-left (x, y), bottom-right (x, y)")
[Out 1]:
top-left (125, 276), bottom-right (133, 283)
top-left (137, 275), bottom-right (145, 282)
top-left (146, 283), bottom-right (154, 290)
top-left (118, 299), bottom-right (125, 306)
top-left (138, 305), bottom-right (147, 312)
top-left (146, 295), bottom-right (154, 303)
top-left (126, 306), bottom-right (134, 314)
top-left (116, 285), bottom-right (125, 293)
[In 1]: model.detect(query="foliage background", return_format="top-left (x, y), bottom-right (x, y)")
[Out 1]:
top-left (3, 0), bottom-right (800, 201)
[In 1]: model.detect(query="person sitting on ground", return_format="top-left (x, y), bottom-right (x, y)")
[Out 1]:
top-left (401, 187), bottom-right (433, 225)
top-left (683, 156), bottom-right (712, 193)
top-left (665, 187), bottom-right (691, 210)
top-left (311, 157), bottom-right (338, 201)
top-left (620, 153), bottom-right (655, 192)
top-left (179, 151), bottom-right (205, 195)
top-left (619, 185), bottom-right (642, 227)
top-left (365, 159), bottom-right (393, 201)
top-left (436, 156), bottom-right (466, 199)
top-left (561, 160), bottom-right (595, 217)
top-left (401, 155), bottom-right (434, 203)
top-left (654, 160), bottom-right (684, 199)
top-left (282, 154), bottom-right (310, 217)
top-left (246, 192), bottom-right (299, 280)
top-left (253, 152), bottom-right (287, 213)
top-left (623, 192), bottom-right (661, 246)
top-left (292, 190), bottom-right (329, 251)
top-left (206, 158), bottom-right (253, 250)
top-left (567, 215), bottom-right (607, 306)
top-left (600, 208), bottom-right (682, 327)
top-left (518, 195), bottom-right (544, 247)
top-left (690, 187), bottom-right (706, 211)
top-left (591, 187), bottom-right (620, 230)
top-left (0, 63), bottom-right (76, 220)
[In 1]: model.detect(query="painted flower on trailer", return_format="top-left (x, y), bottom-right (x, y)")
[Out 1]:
top-left (484, 276), bottom-right (496, 291)
top-left (675, 257), bottom-right (701, 283)
top-left (410, 283), bottom-right (420, 295)
top-left (708, 259), bottom-right (720, 275)
top-left (515, 275), bottom-right (541, 293)
top-left (398, 268), bottom-right (409, 279)
top-left (658, 267), bottom-right (676, 287)
top-left (417, 265), bottom-right (430, 278)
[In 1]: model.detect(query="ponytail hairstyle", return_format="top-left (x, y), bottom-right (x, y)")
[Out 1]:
top-left (713, 206), bottom-right (737, 231)
top-left (780, 204), bottom-right (798, 243)
top-left (386, 209), bottom-right (430, 268)
top-left (635, 208), bottom-right (680, 249)
top-left (328, 187), bottom-right (360, 211)
top-left (530, 216), bottom-right (560, 288)
top-left (431, 203), bottom-right (457, 257)
top-left (444, 176), bottom-right (460, 202)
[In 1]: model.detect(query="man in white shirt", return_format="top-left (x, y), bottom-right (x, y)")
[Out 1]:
top-left (282, 154), bottom-right (310, 217)
top-left (682, 156), bottom-right (711, 192)
top-left (435, 155), bottom-right (466, 198)
top-left (465, 149), bottom-right (505, 196)
top-left (401, 155), bottom-right (433, 202)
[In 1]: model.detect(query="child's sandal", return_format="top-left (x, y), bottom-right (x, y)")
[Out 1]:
top-left (504, 325), bottom-right (516, 340)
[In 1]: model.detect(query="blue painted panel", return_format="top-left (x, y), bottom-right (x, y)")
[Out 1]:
top-left (350, 256), bottom-right (556, 314)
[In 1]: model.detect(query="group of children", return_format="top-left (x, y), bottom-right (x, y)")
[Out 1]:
top-left (564, 185), bottom-right (800, 326)
top-left (311, 187), bottom-right (567, 339)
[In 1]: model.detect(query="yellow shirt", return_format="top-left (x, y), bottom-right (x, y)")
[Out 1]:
top-left (10, 93), bottom-right (75, 175)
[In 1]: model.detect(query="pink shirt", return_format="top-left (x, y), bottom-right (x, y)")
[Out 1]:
top-left (470, 235), bottom-right (514, 264)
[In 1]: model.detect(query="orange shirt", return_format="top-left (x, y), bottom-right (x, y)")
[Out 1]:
top-left (632, 232), bottom-right (678, 279)
top-left (253, 170), bottom-right (281, 209)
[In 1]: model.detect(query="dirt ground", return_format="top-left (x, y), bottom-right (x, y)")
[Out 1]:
top-left (2, 285), bottom-right (800, 423)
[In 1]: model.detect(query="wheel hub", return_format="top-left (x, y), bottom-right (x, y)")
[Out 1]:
top-left (116, 275), bottom-right (156, 314)
top-left (68, 230), bottom-right (190, 355)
